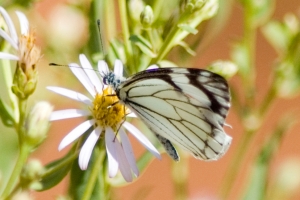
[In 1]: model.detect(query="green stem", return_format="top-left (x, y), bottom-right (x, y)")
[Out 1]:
top-left (150, 10), bottom-right (192, 64)
top-left (220, 4), bottom-right (258, 198)
top-left (1, 96), bottom-right (29, 198)
top-left (150, 25), bottom-right (179, 64)
top-left (81, 143), bottom-right (106, 200)
top-left (172, 151), bottom-right (189, 200)
top-left (17, 99), bottom-right (27, 142)
top-left (152, 0), bottom-right (164, 21)
top-left (1, 143), bottom-right (31, 198)
top-left (118, 0), bottom-right (133, 72)
top-left (103, 0), bottom-right (116, 48)
top-left (220, 129), bottom-right (254, 199)
top-left (0, 50), bottom-right (19, 122)
top-left (146, 29), bottom-right (156, 53)
top-left (258, 85), bottom-right (276, 117)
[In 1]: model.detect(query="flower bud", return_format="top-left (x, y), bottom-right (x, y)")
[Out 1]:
top-left (207, 60), bottom-right (238, 79)
top-left (269, 159), bottom-right (300, 199)
top-left (25, 101), bottom-right (53, 147)
top-left (140, 5), bottom-right (154, 28)
top-left (12, 32), bottom-right (41, 99)
top-left (20, 159), bottom-right (45, 190)
top-left (11, 191), bottom-right (33, 200)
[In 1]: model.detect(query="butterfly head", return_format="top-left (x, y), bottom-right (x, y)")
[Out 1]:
top-left (102, 71), bottom-right (124, 90)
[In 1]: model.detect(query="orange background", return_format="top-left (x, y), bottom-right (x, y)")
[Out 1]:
top-left (23, 0), bottom-right (300, 199)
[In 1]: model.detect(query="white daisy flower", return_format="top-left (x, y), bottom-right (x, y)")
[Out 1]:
top-left (0, 7), bottom-right (41, 98)
top-left (48, 54), bottom-right (161, 182)
top-left (0, 7), bottom-right (40, 64)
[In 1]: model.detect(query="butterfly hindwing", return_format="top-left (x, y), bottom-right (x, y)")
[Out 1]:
top-left (116, 68), bottom-right (232, 161)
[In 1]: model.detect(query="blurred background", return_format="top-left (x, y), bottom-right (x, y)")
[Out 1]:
top-left (1, 0), bottom-right (300, 199)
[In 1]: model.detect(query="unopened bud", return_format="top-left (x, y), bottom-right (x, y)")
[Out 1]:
top-left (11, 191), bottom-right (33, 200)
top-left (25, 101), bottom-right (53, 147)
top-left (12, 32), bottom-right (41, 99)
top-left (20, 159), bottom-right (45, 190)
top-left (207, 60), bottom-right (238, 79)
top-left (284, 13), bottom-right (299, 34)
top-left (140, 5), bottom-right (154, 28)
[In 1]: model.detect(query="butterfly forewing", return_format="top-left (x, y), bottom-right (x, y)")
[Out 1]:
top-left (116, 68), bottom-right (232, 161)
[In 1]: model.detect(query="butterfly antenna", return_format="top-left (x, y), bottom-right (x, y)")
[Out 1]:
top-left (97, 19), bottom-right (105, 56)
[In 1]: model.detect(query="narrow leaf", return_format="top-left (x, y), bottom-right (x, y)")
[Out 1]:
top-left (178, 24), bottom-right (198, 35)
top-left (36, 147), bottom-right (77, 191)
top-left (0, 99), bottom-right (15, 127)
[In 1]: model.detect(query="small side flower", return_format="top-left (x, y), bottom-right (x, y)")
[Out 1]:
top-left (0, 7), bottom-right (41, 99)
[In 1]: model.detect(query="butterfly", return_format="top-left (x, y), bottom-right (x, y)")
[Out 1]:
top-left (103, 67), bottom-right (232, 161)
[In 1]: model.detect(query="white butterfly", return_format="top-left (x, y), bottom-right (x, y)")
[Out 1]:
top-left (103, 67), bottom-right (232, 161)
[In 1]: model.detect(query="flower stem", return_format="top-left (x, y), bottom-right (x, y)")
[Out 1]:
top-left (1, 95), bottom-right (29, 198)
top-left (220, 3), bottom-right (258, 198)
top-left (219, 129), bottom-right (254, 199)
top-left (1, 143), bottom-right (31, 198)
top-left (118, 0), bottom-right (134, 72)
top-left (172, 151), bottom-right (189, 200)
top-left (17, 99), bottom-right (27, 139)
top-left (150, 25), bottom-right (179, 65)
top-left (0, 47), bottom-right (19, 121)
top-left (81, 142), bottom-right (106, 200)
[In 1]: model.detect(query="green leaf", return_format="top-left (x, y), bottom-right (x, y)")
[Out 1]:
top-left (35, 147), bottom-right (77, 191)
top-left (157, 60), bottom-right (178, 68)
top-left (177, 41), bottom-right (196, 56)
top-left (129, 35), bottom-right (152, 49)
top-left (245, 0), bottom-right (275, 27)
top-left (129, 35), bottom-right (156, 58)
top-left (231, 42), bottom-right (250, 77)
top-left (177, 23), bottom-right (198, 35)
top-left (107, 39), bottom-right (126, 66)
top-left (69, 139), bottom-right (108, 200)
top-left (262, 21), bottom-right (289, 52)
top-left (0, 99), bottom-right (15, 127)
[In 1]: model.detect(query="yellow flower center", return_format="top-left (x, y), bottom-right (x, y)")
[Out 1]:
top-left (92, 87), bottom-right (128, 132)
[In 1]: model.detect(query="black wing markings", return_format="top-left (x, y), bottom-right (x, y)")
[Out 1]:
top-left (117, 68), bottom-right (231, 160)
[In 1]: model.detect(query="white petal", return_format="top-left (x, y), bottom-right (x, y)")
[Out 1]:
top-left (58, 119), bottom-right (95, 151)
top-left (0, 52), bottom-right (19, 60)
top-left (119, 128), bottom-right (139, 176)
top-left (114, 60), bottom-right (123, 77)
top-left (47, 86), bottom-right (92, 106)
top-left (50, 109), bottom-right (90, 121)
top-left (0, 28), bottom-right (18, 50)
top-left (98, 60), bottom-right (109, 75)
top-left (79, 54), bottom-right (103, 92)
top-left (15, 11), bottom-right (29, 35)
top-left (123, 121), bottom-right (161, 159)
top-left (147, 64), bottom-right (159, 69)
top-left (69, 63), bottom-right (96, 97)
top-left (126, 112), bottom-right (137, 118)
top-left (0, 7), bottom-right (18, 45)
top-left (115, 138), bottom-right (133, 182)
top-left (105, 127), bottom-right (119, 178)
top-left (78, 127), bottom-right (102, 170)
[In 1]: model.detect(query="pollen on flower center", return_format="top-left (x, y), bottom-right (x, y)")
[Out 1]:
top-left (92, 87), bottom-right (127, 132)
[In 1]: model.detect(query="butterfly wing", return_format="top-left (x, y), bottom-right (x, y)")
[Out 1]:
top-left (117, 68), bottom-right (232, 161)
